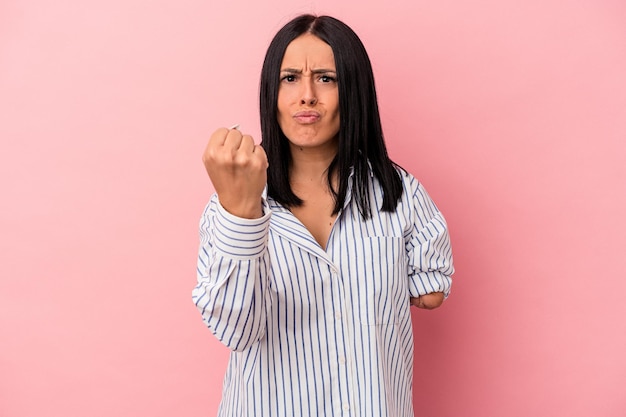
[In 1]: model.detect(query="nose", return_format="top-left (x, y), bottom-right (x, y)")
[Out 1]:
top-left (300, 78), bottom-right (317, 106)
top-left (300, 96), bottom-right (317, 105)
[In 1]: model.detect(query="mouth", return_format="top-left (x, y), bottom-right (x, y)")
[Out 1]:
top-left (293, 110), bottom-right (321, 124)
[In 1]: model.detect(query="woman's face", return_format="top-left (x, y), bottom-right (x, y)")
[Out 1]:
top-left (277, 34), bottom-right (340, 154)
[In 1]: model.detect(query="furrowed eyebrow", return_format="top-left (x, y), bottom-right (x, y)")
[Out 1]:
top-left (280, 68), bottom-right (337, 75)
top-left (311, 69), bottom-right (336, 75)
top-left (280, 68), bottom-right (301, 74)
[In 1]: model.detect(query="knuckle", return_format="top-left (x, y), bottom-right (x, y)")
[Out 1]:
top-left (209, 128), bottom-right (227, 142)
top-left (233, 157), bottom-right (249, 168)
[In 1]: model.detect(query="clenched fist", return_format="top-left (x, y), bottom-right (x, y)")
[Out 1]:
top-left (202, 127), bottom-right (268, 219)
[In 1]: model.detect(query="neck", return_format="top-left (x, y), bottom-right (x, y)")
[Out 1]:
top-left (289, 141), bottom-right (338, 185)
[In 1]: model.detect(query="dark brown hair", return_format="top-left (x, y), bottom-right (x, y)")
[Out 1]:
top-left (260, 15), bottom-right (402, 218)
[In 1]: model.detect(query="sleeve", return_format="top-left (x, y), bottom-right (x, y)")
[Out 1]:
top-left (406, 179), bottom-right (454, 298)
top-left (192, 194), bottom-right (272, 351)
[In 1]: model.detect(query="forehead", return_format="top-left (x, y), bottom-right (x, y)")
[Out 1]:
top-left (280, 34), bottom-right (336, 69)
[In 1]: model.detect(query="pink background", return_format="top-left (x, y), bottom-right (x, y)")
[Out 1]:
top-left (1, 0), bottom-right (625, 416)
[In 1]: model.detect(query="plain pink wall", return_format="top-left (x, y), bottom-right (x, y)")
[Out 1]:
top-left (1, 1), bottom-right (625, 416)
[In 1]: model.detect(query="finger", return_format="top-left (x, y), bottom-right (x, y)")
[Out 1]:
top-left (208, 127), bottom-right (230, 147)
top-left (252, 145), bottom-right (269, 168)
top-left (238, 135), bottom-right (256, 153)
top-left (204, 128), bottom-right (230, 165)
top-left (252, 143), bottom-right (266, 155)
top-left (223, 128), bottom-right (244, 150)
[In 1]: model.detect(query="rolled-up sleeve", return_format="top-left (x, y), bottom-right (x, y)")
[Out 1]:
top-left (192, 195), bottom-right (272, 351)
top-left (406, 181), bottom-right (454, 298)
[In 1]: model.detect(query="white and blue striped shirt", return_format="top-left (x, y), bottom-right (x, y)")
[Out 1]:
top-left (193, 168), bottom-right (453, 417)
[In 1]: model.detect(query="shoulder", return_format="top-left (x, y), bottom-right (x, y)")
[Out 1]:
top-left (393, 166), bottom-right (422, 195)
top-left (391, 167), bottom-right (443, 215)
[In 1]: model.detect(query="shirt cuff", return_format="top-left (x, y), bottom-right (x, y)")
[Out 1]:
top-left (409, 271), bottom-right (452, 298)
top-left (212, 198), bottom-right (271, 259)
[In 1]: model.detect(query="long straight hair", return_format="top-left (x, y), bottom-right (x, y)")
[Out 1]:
top-left (260, 15), bottom-right (402, 219)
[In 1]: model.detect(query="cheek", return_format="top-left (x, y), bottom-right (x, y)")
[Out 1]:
top-left (327, 93), bottom-right (340, 119)
top-left (329, 114), bottom-right (340, 136)
top-left (277, 112), bottom-right (290, 131)
top-left (276, 96), bottom-right (288, 126)
top-left (328, 100), bottom-right (340, 128)
top-left (277, 90), bottom-right (293, 117)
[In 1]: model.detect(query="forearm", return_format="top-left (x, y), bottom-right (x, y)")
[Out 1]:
top-left (193, 196), bottom-right (272, 351)
top-left (194, 255), bottom-right (270, 351)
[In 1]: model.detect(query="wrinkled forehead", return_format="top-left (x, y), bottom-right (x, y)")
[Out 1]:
top-left (280, 33), bottom-right (336, 73)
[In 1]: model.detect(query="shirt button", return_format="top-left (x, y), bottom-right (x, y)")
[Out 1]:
top-left (339, 356), bottom-right (346, 364)
top-left (335, 312), bottom-right (341, 320)
top-left (343, 404), bottom-right (350, 411)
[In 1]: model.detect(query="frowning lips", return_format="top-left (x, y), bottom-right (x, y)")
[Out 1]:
top-left (293, 110), bottom-right (321, 124)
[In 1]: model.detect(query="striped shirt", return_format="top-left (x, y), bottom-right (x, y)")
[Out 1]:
top-left (193, 168), bottom-right (453, 417)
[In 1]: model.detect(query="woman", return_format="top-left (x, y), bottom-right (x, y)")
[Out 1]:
top-left (194, 14), bottom-right (453, 416)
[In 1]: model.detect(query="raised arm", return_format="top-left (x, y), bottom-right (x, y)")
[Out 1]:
top-left (192, 127), bottom-right (272, 351)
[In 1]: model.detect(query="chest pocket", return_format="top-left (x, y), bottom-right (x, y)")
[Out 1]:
top-left (354, 236), bottom-right (407, 325)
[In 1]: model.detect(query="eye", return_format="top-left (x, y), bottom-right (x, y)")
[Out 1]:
top-left (319, 74), bottom-right (336, 83)
top-left (281, 74), bottom-right (297, 82)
